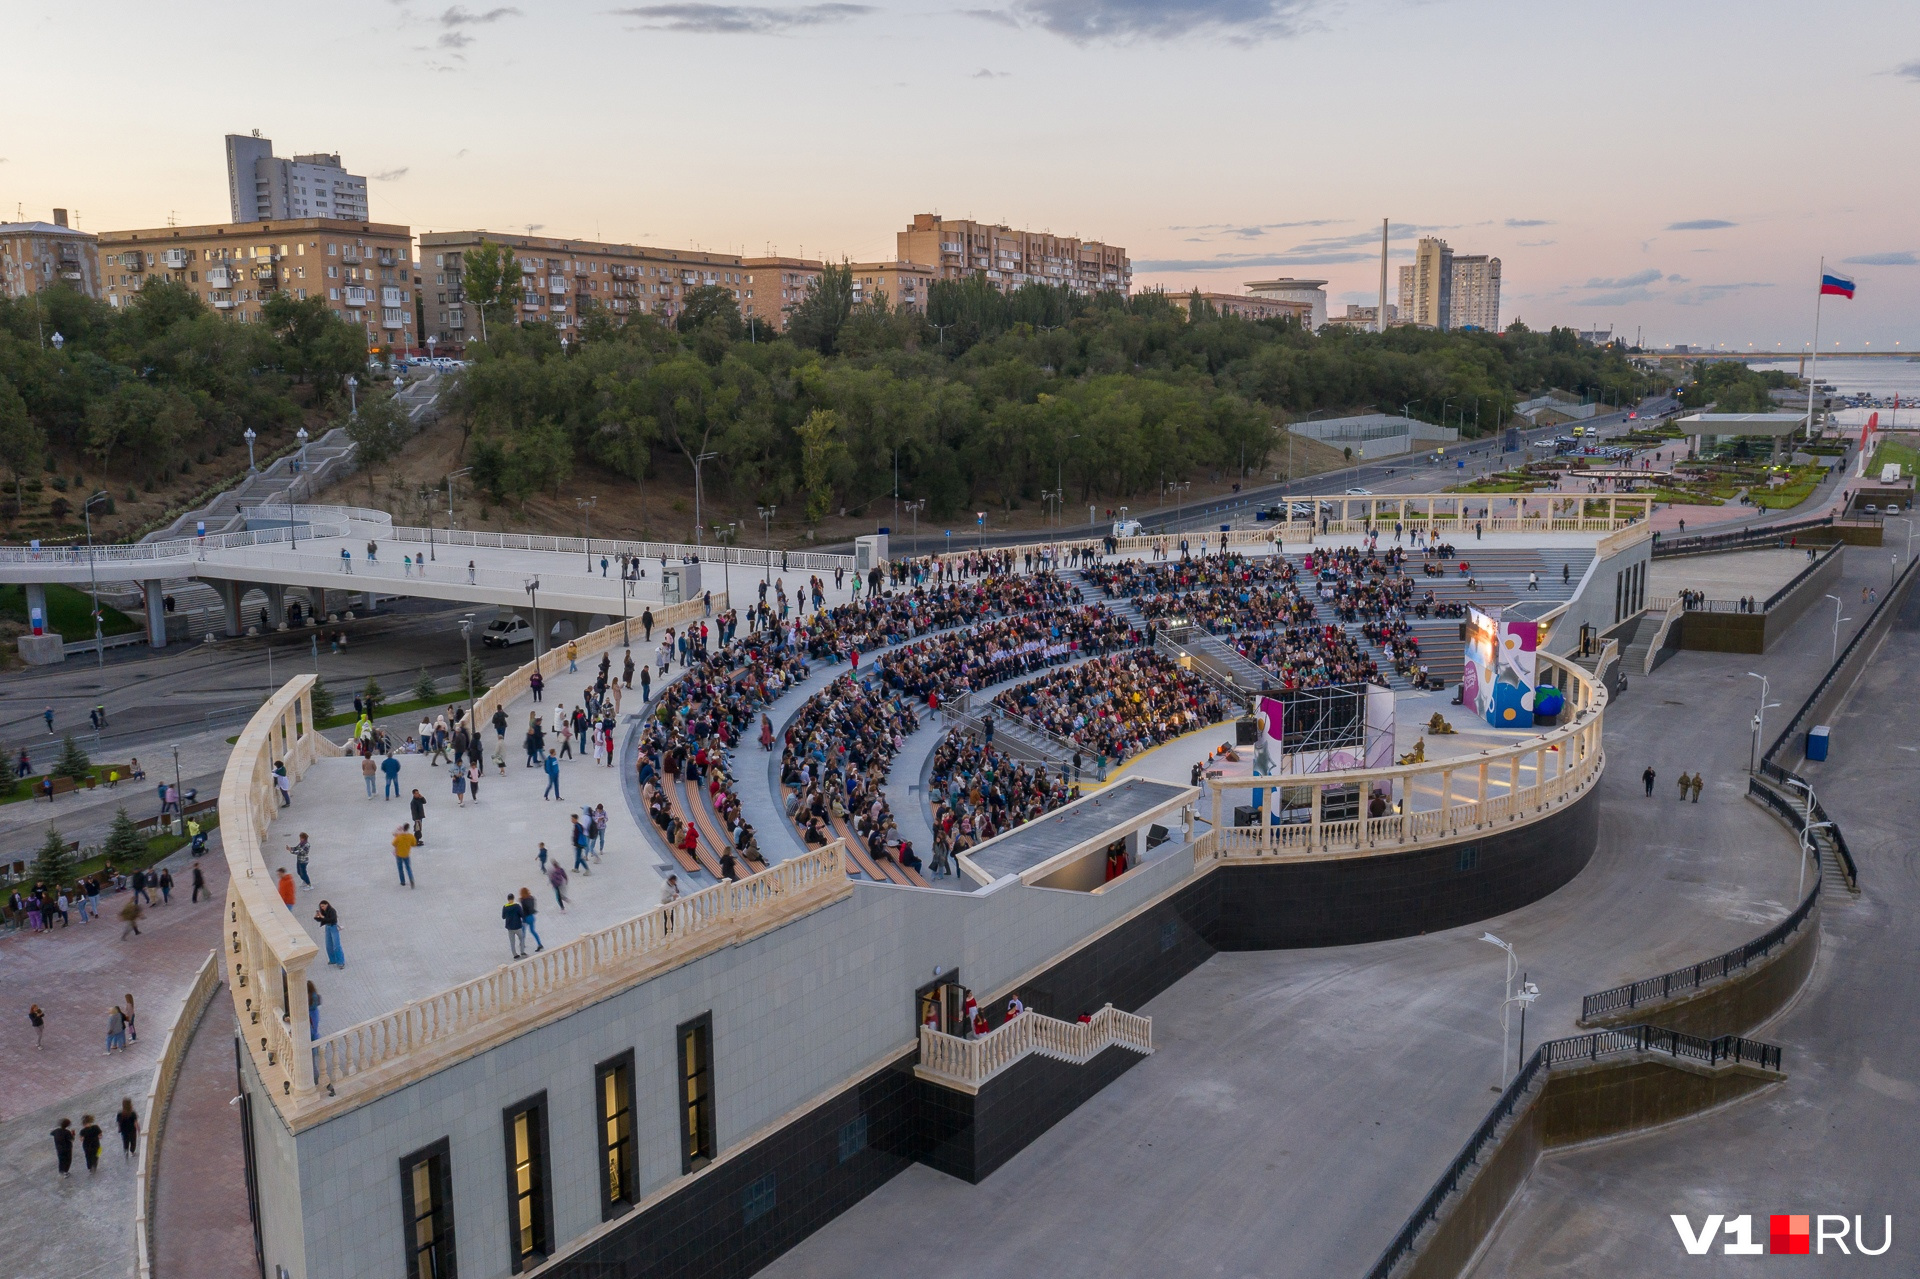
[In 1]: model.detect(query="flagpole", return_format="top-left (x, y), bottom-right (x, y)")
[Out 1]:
top-left (1806, 257), bottom-right (1824, 457)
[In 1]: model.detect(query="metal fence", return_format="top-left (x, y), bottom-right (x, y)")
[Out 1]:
top-left (1651, 513), bottom-right (1843, 559)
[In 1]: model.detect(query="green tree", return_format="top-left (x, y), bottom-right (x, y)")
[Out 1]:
top-left (0, 378), bottom-right (43, 519)
top-left (345, 394), bottom-right (411, 501)
top-left (0, 744), bottom-right (16, 799)
top-left (459, 240), bottom-right (522, 341)
top-left (361, 676), bottom-right (385, 715)
top-left (103, 805), bottom-right (148, 864)
top-left (676, 287), bottom-right (744, 340)
top-left (796, 408), bottom-right (846, 524)
top-left (786, 262), bottom-right (854, 355)
top-left (51, 733), bottom-right (92, 783)
top-left (412, 667), bottom-right (438, 702)
top-left (32, 823), bottom-right (73, 887)
top-left (309, 675), bottom-right (335, 721)
top-left (458, 655), bottom-right (490, 700)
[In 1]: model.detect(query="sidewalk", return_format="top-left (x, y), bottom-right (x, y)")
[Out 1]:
top-left (152, 1002), bottom-right (255, 1279)
top-left (0, 1068), bottom-right (145, 1279)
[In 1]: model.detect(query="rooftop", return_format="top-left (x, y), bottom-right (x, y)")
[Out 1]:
top-left (959, 778), bottom-right (1193, 883)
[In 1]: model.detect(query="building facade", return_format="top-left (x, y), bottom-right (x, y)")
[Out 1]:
top-left (848, 260), bottom-right (934, 312)
top-left (0, 210), bottom-right (100, 301)
top-left (420, 231), bottom-right (772, 348)
top-left (1448, 254), bottom-right (1501, 332)
top-left (1243, 278), bottom-right (1327, 330)
top-left (97, 219), bottom-right (415, 349)
top-left (1166, 290), bottom-right (1312, 325)
top-left (226, 133), bottom-right (369, 224)
top-left (1326, 303), bottom-right (1400, 330)
top-left (1398, 237), bottom-right (1453, 330)
top-left (740, 256), bottom-right (821, 332)
top-left (896, 214), bottom-right (1129, 295)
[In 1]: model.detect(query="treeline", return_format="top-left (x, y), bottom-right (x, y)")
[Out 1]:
top-left (456, 264), bottom-right (1655, 523)
top-left (0, 283), bottom-right (367, 502)
top-left (1678, 359), bottom-right (1797, 413)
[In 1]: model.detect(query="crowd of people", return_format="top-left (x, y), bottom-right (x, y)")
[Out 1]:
top-left (1085, 553), bottom-right (1316, 635)
top-left (1233, 623), bottom-right (1383, 691)
top-left (926, 735), bottom-right (1079, 871)
top-left (991, 650), bottom-right (1229, 764)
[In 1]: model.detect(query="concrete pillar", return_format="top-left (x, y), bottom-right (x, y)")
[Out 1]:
top-left (24, 582), bottom-right (49, 635)
top-left (310, 588), bottom-right (327, 622)
top-left (264, 585), bottom-right (287, 629)
top-left (532, 607), bottom-right (545, 657)
top-left (219, 581), bottom-right (244, 637)
top-left (143, 580), bottom-right (167, 649)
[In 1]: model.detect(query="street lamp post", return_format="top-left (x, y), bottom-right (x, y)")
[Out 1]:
top-left (713, 523), bottom-right (736, 607)
top-left (576, 496), bottom-right (597, 569)
top-left (82, 491), bottom-right (109, 668)
top-left (692, 452), bottom-right (718, 545)
top-left (295, 425), bottom-right (310, 477)
top-left (1823, 594), bottom-right (1850, 663)
top-left (1746, 672), bottom-right (1781, 774)
top-left (171, 743), bottom-right (184, 837)
top-left (286, 486), bottom-right (300, 550)
top-left (459, 614), bottom-right (476, 719)
top-left (243, 427), bottom-right (258, 473)
top-left (346, 375), bottom-right (358, 418)
top-left (757, 505), bottom-right (776, 592)
top-left (525, 578), bottom-right (542, 657)
top-left (904, 499), bottom-right (925, 558)
top-left (1479, 933), bottom-right (1534, 1087)
top-left (447, 466), bottom-right (471, 535)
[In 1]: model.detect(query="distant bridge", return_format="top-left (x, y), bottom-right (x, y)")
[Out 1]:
top-left (1640, 351), bottom-right (1914, 363)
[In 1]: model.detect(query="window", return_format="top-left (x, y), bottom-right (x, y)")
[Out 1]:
top-left (677, 1014), bottom-right (715, 1173)
top-left (502, 1095), bottom-right (552, 1273)
top-left (740, 1172), bottom-right (776, 1226)
top-left (596, 1050), bottom-right (637, 1218)
top-left (399, 1139), bottom-right (456, 1279)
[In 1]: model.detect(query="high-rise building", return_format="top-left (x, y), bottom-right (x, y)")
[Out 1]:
top-left (896, 214), bottom-right (1129, 295)
top-left (1398, 237), bottom-right (1453, 329)
top-left (0, 209), bottom-right (100, 300)
top-left (1243, 278), bottom-right (1327, 330)
top-left (1448, 255), bottom-right (1501, 332)
top-left (225, 133), bottom-right (369, 223)
top-left (98, 218), bottom-right (414, 349)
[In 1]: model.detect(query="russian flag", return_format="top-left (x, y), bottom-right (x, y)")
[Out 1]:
top-left (1820, 272), bottom-right (1856, 299)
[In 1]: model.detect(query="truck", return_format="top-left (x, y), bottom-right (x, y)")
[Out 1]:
top-left (1881, 462), bottom-right (1903, 485)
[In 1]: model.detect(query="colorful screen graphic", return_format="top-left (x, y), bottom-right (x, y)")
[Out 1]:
top-left (1463, 608), bottom-right (1539, 729)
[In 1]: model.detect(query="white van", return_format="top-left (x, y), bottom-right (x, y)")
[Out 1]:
top-left (481, 615), bottom-right (534, 648)
top-left (1113, 519), bottom-right (1143, 538)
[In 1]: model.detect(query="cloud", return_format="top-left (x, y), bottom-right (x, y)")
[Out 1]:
top-left (438, 30), bottom-right (473, 46)
top-left (1666, 219), bottom-right (1737, 231)
top-left (1666, 273), bottom-right (1688, 283)
top-left (1136, 250), bottom-right (1402, 270)
top-left (1668, 282), bottom-right (1773, 306)
top-left (1842, 251), bottom-right (1917, 266)
top-left (971, 67), bottom-right (1010, 77)
top-left (1169, 219), bottom-right (1341, 239)
top-left (1894, 61), bottom-right (1920, 82)
top-left (440, 5), bottom-right (519, 23)
top-left (374, 167), bottom-right (410, 182)
top-left (1504, 218), bottom-right (1552, 228)
top-left (1581, 269), bottom-right (1663, 290)
top-left (613, 3), bottom-right (873, 32)
top-left (454, 148), bottom-right (471, 159)
top-left (974, 0), bottom-right (1318, 43)
top-left (1517, 239), bottom-right (1555, 248)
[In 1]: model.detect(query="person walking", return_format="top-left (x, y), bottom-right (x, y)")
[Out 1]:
top-left (452, 767), bottom-right (467, 807)
top-left (158, 869), bottom-right (173, 904)
top-left (393, 826), bottom-right (417, 887)
top-left (543, 750), bottom-right (562, 801)
top-left (567, 640), bottom-right (579, 674)
top-left (1677, 772), bottom-right (1690, 801)
top-left (466, 760), bottom-right (482, 805)
top-left (660, 874), bottom-right (681, 931)
top-left (29, 1003), bottom-right (46, 1048)
top-left (190, 861), bottom-right (208, 903)
top-left (315, 900), bottom-right (344, 966)
top-left (43, 706), bottom-right (54, 735)
top-left (307, 981), bottom-right (322, 1040)
top-left (105, 1005), bottom-right (127, 1054)
top-left (362, 753), bottom-right (377, 798)
top-left (517, 888), bottom-right (543, 952)
top-left (116, 1099), bottom-right (139, 1160)
top-left (51, 1118), bottom-right (75, 1178)
top-left (79, 1115), bottom-right (103, 1173)
top-left (503, 894), bottom-right (527, 959)
top-left (1690, 773), bottom-right (1704, 803)
top-left (1641, 765), bottom-right (1656, 797)
top-left (277, 868), bottom-right (297, 909)
top-left (119, 896), bottom-right (144, 939)
top-left (641, 607), bottom-right (654, 642)
top-left (409, 789), bottom-right (427, 844)
top-left (546, 860), bottom-right (569, 911)
top-left (124, 994), bottom-right (137, 1044)
top-left (571, 814), bottom-right (592, 873)
top-left (468, 560), bottom-right (477, 584)
top-left (382, 754), bottom-right (402, 799)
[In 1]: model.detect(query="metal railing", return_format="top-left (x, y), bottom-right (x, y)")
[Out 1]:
top-left (1365, 1024), bottom-right (1782, 1279)
top-left (1652, 513), bottom-right (1843, 559)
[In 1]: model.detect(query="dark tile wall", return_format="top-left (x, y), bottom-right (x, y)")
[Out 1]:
top-left (915, 1044), bottom-right (1147, 1184)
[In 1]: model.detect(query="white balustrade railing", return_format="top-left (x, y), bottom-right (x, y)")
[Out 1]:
top-left (133, 948), bottom-right (222, 1279)
top-left (916, 1003), bottom-right (1153, 1093)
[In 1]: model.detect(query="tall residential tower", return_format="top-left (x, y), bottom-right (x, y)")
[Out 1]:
top-left (225, 133), bottom-right (369, 224)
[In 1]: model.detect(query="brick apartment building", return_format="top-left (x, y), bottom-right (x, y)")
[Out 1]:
top-left (896, 214), bottom-right (1129, 295)
top-left (1, 209), bottom-right (101, 301)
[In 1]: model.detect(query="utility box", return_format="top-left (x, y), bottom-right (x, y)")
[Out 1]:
top-left (662, 561), bottom-right (703, 605)
top-left (855, 534), bottom-right (889, 574)
top-left (1806, 725), bottom-right (1830, 762)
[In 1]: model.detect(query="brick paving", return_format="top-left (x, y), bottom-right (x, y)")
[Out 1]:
top-left (152, 1003), bottom-right (257, 1279)
top-left (0, 1069), bottom-right (145, 1279)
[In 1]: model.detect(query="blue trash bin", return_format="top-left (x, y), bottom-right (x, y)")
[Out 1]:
top-left (1806, 725), bottom-right (1830, 761)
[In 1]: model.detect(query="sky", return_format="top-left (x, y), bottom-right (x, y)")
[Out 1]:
top-left (5, 0), bottom-right (1917, 349)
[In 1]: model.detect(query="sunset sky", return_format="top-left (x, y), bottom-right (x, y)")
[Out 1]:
top-left (7, 0), bottom-right (1916, 348)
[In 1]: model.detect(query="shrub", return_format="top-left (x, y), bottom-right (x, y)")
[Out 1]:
top-left (458, 656), bottom-right (490, 699)
top-left (50, 734), bottom-right (92, 783)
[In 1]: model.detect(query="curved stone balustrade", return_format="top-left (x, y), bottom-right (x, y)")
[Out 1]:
top-left (914, 1003), bottom-right (1153, 1094)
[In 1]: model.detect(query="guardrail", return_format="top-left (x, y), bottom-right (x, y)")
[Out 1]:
top-left (1197, 651), bottom-right (1604, 863)
top-left (382, 524), bottom-right (854, 573)
top-left (914, 1003), bottom-right (1152, 1094)
top-left (133, 948), bottom-right (222, 1279)
top-left (0, 518), bottom-right (353, 567)
top-left (1365, 1024), bottom-right (1783, 1279)
top-left (1652, 513), bottom-right (1844, 558)
top-left (1762, 540), bottom-right (1844, 611)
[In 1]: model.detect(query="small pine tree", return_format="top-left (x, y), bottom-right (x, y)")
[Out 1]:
top-left (33, 824), bottom-right (72, 887)
top-left (412, 667), bottom-right (438, 703)
top-left (310, 676), bottom-right (336, 721)
top-left (0, 744), bottom-right (16, 799)
top-left (103, 806), bottom-right (147, 864)
top-left (51, 733), bottom-right (92, 783)
top-left (361, 676), bottom-right (385, 715)
top-left (458, 656), bottom-right (490, 699)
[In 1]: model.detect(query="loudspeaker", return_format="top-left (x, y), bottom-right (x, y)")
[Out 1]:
top-left (1235, 717), bottom-right (1257, 745)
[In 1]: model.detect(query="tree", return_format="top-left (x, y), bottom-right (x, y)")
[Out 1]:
top-left (796, 408), bottom-right (847, 524)
top-left (0, 378), bottom-right (44, 517)
top-left (459, 655), bottom-right (490, 700)
top-left (786, 262), bottom-right (855, 354)
top-left (103, 806), bottom-right (147, 864)
top-left (676, 287), bottom-right (744, 340)
top-left (362, 676), bottom-right (385, 716)
top-left (346, 394), bottom-right (410, 501)
top-left (412, 667), bottom-right (438, 703)
top-left (309, 676), bottom-right (336, 721)
top-left (459, 240), bottom-right (522, 342)
top-left (51, 734), bottom-right (92, 783)
top-left (33, 824), bottom-right (73, 887)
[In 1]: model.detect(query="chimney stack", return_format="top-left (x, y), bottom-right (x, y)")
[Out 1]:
top-left (52, 209), bottom-right (69, 228)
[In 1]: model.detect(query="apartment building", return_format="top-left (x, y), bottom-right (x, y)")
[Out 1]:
top-left (1325, 303), bottom-right (1401, 330)
top-left (1165, 290), bottom-right (1312, 325)
top-left (97, 219), bottom-right (415, 349)
top-left (1244, 277), bottom-right (1327, 330)
top-left (226, 133), bottom-right (369, 224)
top-left (896, 213), bottom-right (1129, 295)
top-left (419, 231), bottom-right (765, 348)
top-left (0, 210), bottom-right (100, 301)
top-left (740, 256), bottom-right (821, 332)
top-left (1397, 237), bottom-right (1453, 330)
top-left (848, 260), bottom-right (934, 312)
top-left (1447, 254), bottom-right (1501, 332)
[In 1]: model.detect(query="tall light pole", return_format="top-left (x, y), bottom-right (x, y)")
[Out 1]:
top-left (171, 743), bottom-right (183, 836)
top-left (692, 451), bottom-right (718, 545)
top-left (243, 427), bottom-right (258, 474)
top-left (1746, 672), bottom-right (1781, 773)
top-left (286, 486), bottom-right (300, 550)
top-left (459, 614), bottom-right (476, 719)
top-left (904, 499), bottom-right (925, 558)
top-left (1823, 594), bottom-right (1850, 663)
top-left (576, 495), bottom-right (597, 569)
top-left (447, 466), bottom-right (471, 534)
top-left (757, 505), bottom-right (776, 591)
top-left (1479, 933), bottom-right (1527, 1088)
top-left (525, 578), bottom-right (542, 657)
top-left (82, 491), bottom-right (109, 668)
top-left (346, 375), bottom-right (358, 418)
top-left (713, 522), bottom-right (736, 607)
top-left (295, 425), bottom-right (310, 478)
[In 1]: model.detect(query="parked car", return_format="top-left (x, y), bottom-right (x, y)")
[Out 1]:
top-left (1345, 487), bottom-right (1373, 496)
top-left (481, 615), bottom-right (534, 648)
top-left (1112, 519), bottom-right (1143, 538)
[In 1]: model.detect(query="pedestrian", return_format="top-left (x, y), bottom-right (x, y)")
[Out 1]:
top-left (307, 980), bottom-right (322, 1040)
top-left (124, 993), bottom-right (137, 1043)
top-left (382, 753), bottom-right (402, 799)
top-left (362, 753), bottom-right (377, 798)
top-left (277, 867), bottom-right (297, 908)
top-left (567, 640), bottom-right (579, 673)
top-left (116, 1099), bottom-right (139, 1159)
top-left (660, 873), bottom-right (681, 930)
top-left (517, 888), bottom-right (543, 952)
top-left (719, 849), bottom-right (739, 881)
top-left (79, 1115), bottom-right (103, 1173)
top-left (1677, 772), bottom-right (1690, 801)
top-left (106, 1004), bottom-right (127, 1053)
top-left (51, 1118), bottom-right (74, 1178)
top-left (29, 1003), bottom-right (46, 1048)
top-left (340, 547), bottom-right (353, 573)
top-left (530, 671), bottom-right (544, 703)
top-left (503, 894), bottom-right (527, 958)
top-left (410, 789), bottom-right (427, 843)
top-left (1642, 765), bottom-right (1656, 797)
top-left (1690, 774), bottom-right (1703, 803)
top-left (467, 760), bottom-right (482, 804)
top-left (315, 900), bottom-right (344, 966)
top-left (158, 868), bottom-right (174, 903)
top-left (593, 803), bottom-right (609, 855)
top-left (452, 767), bottom-right (467, 807)
top-left (191, 861), bottom-right (208, 902)
top-left (119, 896), bottom-right (143, 939)
top-left (642, 607), bottom-right (654, 641)
top-left (44, 706), bottom-right (54, 734)
top-left (543, 750), bottom-right (562, 801)
top-left (570, 814), bottom-right (591, 873)
top-left (393, 825), bottom-right (417, 887)
top-left (546, 860), bottom-right (569, 911)
top-left (287, 833), bottom-right (312, 886)
top-left (275, 767), bottom-right (291, 808)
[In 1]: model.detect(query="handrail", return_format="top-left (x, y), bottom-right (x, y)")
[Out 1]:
top-left (1652, 512), bottom-right (1840, 559)
top-left (1365, 1024), bottom-right (1782, 1279)
top-left (133, 948), bottom-right (222, 1279)
top-left (914, 1003), bottom-right (1152, 1092)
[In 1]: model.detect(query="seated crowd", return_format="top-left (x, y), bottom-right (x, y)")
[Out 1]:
top-left (991, 650), bottom-right (1229, 765)
top-left (1233, 623), bottom-right (1383, 691)
top-left (1084, 553), bottom-right (1314, 635)
top-left (927, 735), bottom-right (1079, 871)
